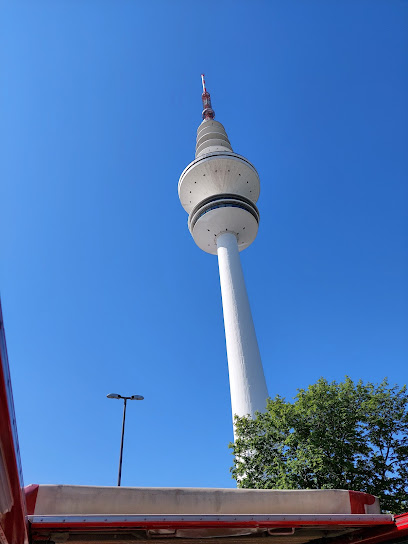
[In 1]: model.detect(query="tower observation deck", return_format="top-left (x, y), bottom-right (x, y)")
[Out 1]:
top-left (178, 76), bottom-right (269, 435)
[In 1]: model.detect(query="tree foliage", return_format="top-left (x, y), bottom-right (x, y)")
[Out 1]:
top-left (230, 377), bottom-right (408, 514)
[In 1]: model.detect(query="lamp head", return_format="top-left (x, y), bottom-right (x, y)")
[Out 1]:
top-left (107, 393), bottom-right (121, 399)
top-left (130, 395), bottom-right (144, 401)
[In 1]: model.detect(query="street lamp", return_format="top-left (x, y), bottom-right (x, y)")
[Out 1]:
top-left (107, 393), bottom-right (144, 486)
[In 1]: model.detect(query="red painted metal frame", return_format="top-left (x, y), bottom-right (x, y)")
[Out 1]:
top-left (28, 514), bottom-right (394, 532)
top-left (395, 513), bottom-right (408, 531)
top-left (349, 491), bottom-right (377, 514)
top-left (24, 485), bottom-right (39, 517)
top-left (0, 301), bottom-right (28, 544)
top-left (326, 513), bottom-right (408, 544)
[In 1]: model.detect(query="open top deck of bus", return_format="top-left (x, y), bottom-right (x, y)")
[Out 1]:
top-left (24, 485), bottom-right (399, 544)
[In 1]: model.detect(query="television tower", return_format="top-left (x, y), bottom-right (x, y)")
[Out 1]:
top-left (178, 75), bottom-right (269, 435)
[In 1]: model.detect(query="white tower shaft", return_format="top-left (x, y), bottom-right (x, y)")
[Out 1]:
top-left (216, 232), bottom-right (269, 434)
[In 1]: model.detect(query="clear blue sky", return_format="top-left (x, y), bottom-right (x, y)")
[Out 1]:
top-left (0, 0), bottom-right (407, 489)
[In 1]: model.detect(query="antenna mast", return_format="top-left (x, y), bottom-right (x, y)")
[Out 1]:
top-left (201, 74), bottom-right (215, 120)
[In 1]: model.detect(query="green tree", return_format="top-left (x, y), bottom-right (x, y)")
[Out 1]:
top-left (230, 377), bottom-right (408, 514)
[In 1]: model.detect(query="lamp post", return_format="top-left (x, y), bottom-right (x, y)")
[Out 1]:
top-left (107, 393), bottom-right (144, 486)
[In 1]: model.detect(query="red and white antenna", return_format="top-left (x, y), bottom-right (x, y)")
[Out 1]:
top-left (201, 74), bottom-right (207, 94)
top-left (201, 73), bottom-right (215, 120)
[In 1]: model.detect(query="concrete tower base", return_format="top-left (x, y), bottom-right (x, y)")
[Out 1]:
top-left (216, 232), bottom-right (269, 436)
